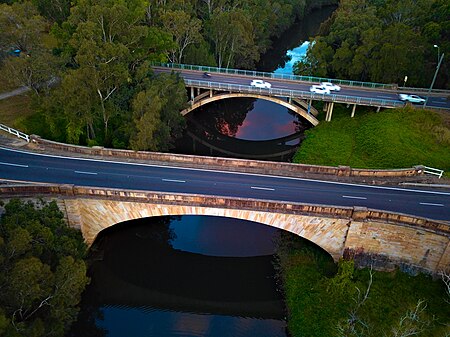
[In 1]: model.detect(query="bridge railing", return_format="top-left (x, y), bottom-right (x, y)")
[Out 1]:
top-left (183, 79), bottom-right (406, 108)
top-left (422, 166), bottom-right (444, 179)
top-left (154, 62), bottom-right (400, 90)
top-left (0, 123), bottom-right (30, 142)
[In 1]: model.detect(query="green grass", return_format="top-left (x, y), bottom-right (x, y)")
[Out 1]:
top-left (294, 106), bottom-right (450, 173)
top-left (277, 235), bottom-right (450, 337)
top-left (0, 94), bottom-right (34, 131)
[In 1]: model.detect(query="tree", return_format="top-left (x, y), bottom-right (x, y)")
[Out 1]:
top-left (207, 9), bottom-right (259, 68)
top-left (0, 199), bottom-right (89, 337)
top-left (130, 71), bottom-right (187, 151)
top-left (160, 9), bottom-right (202, 63)
top-left (0, 2), bottom-right (61, 93)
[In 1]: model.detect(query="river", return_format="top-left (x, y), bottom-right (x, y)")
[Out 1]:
top-left (69, 5), bottom-right (337, 337)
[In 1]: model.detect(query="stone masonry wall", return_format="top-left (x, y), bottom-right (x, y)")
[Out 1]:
top-left (1, 184), bottom-right (448, 274)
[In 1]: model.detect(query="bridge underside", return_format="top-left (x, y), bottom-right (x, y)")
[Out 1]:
top-left (182, 90), bottom-right (320, 126)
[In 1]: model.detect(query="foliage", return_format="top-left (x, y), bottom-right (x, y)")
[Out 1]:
top-left (293, 106), bottom-right (450, 173)
top-left (0, 199), bottom-right (89, 337)
top-left (275, 233), bottom-right (450, 337)
top-left (295, 0), bottom-right (449, 88)
top-left (0, 1), bottom-right (61, 93)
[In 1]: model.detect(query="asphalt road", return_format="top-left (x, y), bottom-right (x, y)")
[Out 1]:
top-left (1, 147), bottom-right (449, 221)
top-left (154, 68), bottom-right (450, 110)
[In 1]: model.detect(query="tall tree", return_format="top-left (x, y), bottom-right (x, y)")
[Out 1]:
top-left (160, 9), bottom-right (201, 63)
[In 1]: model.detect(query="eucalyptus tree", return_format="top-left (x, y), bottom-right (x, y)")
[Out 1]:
top-left (0, 1), bottom-right (61, 93)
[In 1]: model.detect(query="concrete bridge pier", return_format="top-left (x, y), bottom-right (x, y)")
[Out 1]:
top-left (351, 104), bottom-right (357, 117)
top-left (325, 102), bottom-right (335, 122)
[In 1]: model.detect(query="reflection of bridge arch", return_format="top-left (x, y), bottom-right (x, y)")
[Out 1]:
top-left (182, 92), bottom-right (319, 126)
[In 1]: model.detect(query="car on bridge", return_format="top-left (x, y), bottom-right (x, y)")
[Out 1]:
top-left (321, 82), bottom-right (341, 91)
top-left (310, 85), bottom-right (331, 94)
top-left (399, 94), bottom-right (426, 104)
top-left (250, 79), bottom-right (272, 89)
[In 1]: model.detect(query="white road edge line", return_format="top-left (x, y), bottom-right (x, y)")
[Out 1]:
top-left (251, 186), bottom-right (275, 191)
top-left (74, 170), bottom-right (98, 175)
top-left (419, 202), bottom-right (444, 207)
top-left (0, 161), bottom-right (28, 168)
top-left (2, 147), bottom-right (449, 196)
top-left (162, 178), bottom-right (186, 183)
top-left (342, 195), bottom-right (367, 200)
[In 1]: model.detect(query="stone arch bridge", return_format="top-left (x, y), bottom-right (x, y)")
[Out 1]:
top-left (0, 184), bottom-right (448, 274)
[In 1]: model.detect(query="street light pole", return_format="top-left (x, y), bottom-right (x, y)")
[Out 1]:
top-left (434, 44), bottom-right (440, 64)
top-left (424, 52), bottom-right (444, 108)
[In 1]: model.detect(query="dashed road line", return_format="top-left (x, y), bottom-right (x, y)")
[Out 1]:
top-left (251, 186), bottom-right (275, 191)
top-left (419, 202), bottom-right (444, 207)
top-left (342, 195), bottom-right (367, 200)
top-left (0, 161), bottom-right (28, 168)
top-left (162, 178), bottom-right (186, 183)
top-left (74, 170), bottom-right (98, 175)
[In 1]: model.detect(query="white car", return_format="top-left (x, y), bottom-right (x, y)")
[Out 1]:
top-left (310, 85), bottom-right (331, 94)
top-left (321, 82), bottom-right (341, 91)
top-left (399, 94), bottom-right (426, 104)
top-left (250, 79), bottom-right (272, 89)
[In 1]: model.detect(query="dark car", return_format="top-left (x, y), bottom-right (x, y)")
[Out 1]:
top-left (203, 72), bottom-right (211, 78)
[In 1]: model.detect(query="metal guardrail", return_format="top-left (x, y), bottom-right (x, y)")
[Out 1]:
top-left (423, 166), bottom-right (444, 179)
top-left (154, 62), bottom-right (397, 90)
top-left (183, 79), bottom-right (405, 108)
top-left (154, 63), bottom-right (450, 96)
top-left (0, 123), bottom-right (30, 142)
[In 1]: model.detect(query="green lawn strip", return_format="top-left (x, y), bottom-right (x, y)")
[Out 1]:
top-left (294, 106), bottom-right (450, 173)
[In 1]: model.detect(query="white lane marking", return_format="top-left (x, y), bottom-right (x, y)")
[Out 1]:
top-left (74, 170), bottom-right (98, 175)
top-left (2, 147), bottom-right (450, 197)
top-left (162, 178), bottom-right (186, 183)
top-left (419, 202), bottom-right (444, 207)
top-left (251, 186), bottom-right (275, 191)
top-left (0, 161), bottom-right (28, 168)
top-left (431, 101), bottom-right (448, 105)
top-left (376, 95), bottom-right (392, 99)
top-left (342, 195), bottom-right (367, 200)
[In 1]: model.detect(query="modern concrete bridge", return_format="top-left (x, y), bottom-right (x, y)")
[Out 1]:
top-left (153, 63), bottom-right (450, 124)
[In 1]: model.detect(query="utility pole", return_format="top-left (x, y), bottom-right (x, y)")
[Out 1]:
top-left (424, 53), bottom-right (444, 108)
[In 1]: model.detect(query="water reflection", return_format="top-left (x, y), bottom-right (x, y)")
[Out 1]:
top-left (70, 216), bottom-right (287, 337)
top-left (175, 98), bottom-right (309, 160)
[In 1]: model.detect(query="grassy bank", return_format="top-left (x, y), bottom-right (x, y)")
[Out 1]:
top-left (0, 94), bottom-right (33, 130)
top-left (276, 234), bottom-right (450, 337)
top-left (294, 106), bottom-right (450, 174)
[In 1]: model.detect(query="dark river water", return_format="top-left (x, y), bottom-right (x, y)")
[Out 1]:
top-left (70, 5), bottom-right (337, 337)
top-left (70, 216), bottom-right (287, 337)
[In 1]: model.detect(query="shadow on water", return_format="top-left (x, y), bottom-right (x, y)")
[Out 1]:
top-left (69, 216), bottom-right (289, 337)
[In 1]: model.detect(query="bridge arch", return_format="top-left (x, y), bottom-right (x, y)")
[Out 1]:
top-left (76, 199), bottom-right (347, 261)
top-left (182, 92), bottom-right (319, 126)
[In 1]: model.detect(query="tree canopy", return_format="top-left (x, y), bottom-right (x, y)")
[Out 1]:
top-left (0, 0), bottom-right (338, 149)
top-left (294, 0), bottom-right (449, 88)
top-left (0, 199), bottom-right (89, 337)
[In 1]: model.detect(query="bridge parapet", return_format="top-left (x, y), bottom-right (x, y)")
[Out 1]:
top-left (29, 135), bottom-right (424, 181)
top-left (1, 183), bottom-right (448, 275)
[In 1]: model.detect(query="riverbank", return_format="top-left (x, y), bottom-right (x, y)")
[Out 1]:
top-left (293, 105), bottom-right (450, 177)
top-left (275, 233), bottom-right (450, 337)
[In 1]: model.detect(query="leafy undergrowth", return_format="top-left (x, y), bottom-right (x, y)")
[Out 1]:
top-left (294, 106), bottom-right (450, 174)
top-left (275, 234), bottom-right (450, 337)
